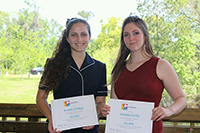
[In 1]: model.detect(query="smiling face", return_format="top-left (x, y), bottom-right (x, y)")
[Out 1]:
top-left (67, 22), bottom-right (91, 54)
top-left (123, 22), bottom-right (145, 53)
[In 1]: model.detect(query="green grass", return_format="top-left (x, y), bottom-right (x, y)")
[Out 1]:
top-left (0, 74), bottom-right (53, 103)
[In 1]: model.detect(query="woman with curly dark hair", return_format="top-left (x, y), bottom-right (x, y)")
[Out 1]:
top-left (36, 18), bottom-right (107, 133)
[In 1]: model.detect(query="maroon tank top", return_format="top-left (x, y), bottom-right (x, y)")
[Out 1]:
top-left (115, 57), bottom-right (164, 133)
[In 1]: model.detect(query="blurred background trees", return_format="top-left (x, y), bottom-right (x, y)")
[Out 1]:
top-left (0, 0), bottom-right (199, 107)
top-left (0, 1), bottom-right (62, 79)
top-left (135, 0), bottom-right (200, 107)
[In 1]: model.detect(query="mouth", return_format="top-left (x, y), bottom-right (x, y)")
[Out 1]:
top-left (129, 42), bottom-right (136, 45)
top-left (75, 43), bottom-right (84, 46)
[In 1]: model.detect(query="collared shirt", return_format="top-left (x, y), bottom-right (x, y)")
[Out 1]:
top-left (39, 53), bottom-right (107, 132)
top-left (39, 53), bottom-right (108, 100)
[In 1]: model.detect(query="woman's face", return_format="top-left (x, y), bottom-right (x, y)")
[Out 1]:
top-left (67, 22), bottom-right (91, 54)
top-left (123, 22), bottom-right (145, 53)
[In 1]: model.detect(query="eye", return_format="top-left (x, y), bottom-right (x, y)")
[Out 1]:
top-left (133, 32), bottom-right (139, 35)
top-left (71, 34), bottom-right (76, 37)
top-left (82, 33), bottom-right (88, 36)
top-left (123, 33), bottom-right (129, 37)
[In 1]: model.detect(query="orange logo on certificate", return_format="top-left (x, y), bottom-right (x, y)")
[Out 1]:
top-left (64, 101), bottom-right (70, 107)
top-left (121, 103), bottom-right (128, 110)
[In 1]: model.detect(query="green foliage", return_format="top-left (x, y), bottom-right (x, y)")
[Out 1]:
top-left (171, 37), bottom-right (200, 104)
top-left (0, 1), bottom-right (62, 79)
top-left (136, 0), bottom-right (200, 107)
top-left (95, 17), bottom-right (122, 49)
top-left (92, 46), bottom-right (118, 83)
top-left (0, 0), bottom-right (200, 108)
top-left (88, 17), bottom-right (122, 80)
top-left (78, 11), bottom-right (94, 21)
top-left (87, 17), bottom-right (122, 56)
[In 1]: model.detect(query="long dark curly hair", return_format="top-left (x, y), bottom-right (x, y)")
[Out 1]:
top-left (40, 18), bottom-right (91, 92)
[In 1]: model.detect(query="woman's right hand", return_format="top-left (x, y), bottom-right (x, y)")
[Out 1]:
top-left (101, 104), bottom-right (111, 117)
top-left (48, 119), bottom-right (62, 133)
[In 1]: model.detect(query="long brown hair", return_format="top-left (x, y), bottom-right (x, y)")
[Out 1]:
top-left (40, 18), bottom-right (91, 92)
top-left (110, 16), bottom-right (155, 87)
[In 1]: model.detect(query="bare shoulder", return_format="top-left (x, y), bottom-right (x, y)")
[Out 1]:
top-left (157, 58), bottom-right (175, 72)
top-left (157, 59), bottom-right (176, 80)
top-left (157, 59), bottom-right (172, 68)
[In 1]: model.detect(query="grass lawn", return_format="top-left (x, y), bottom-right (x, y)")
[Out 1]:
top-left (0, 74), bottom-right (53, 104)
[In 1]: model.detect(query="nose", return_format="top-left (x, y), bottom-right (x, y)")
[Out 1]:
top-left (129, 34), bottom-right (135, 41)
top-left (77, 35), bottom-right (82, 41)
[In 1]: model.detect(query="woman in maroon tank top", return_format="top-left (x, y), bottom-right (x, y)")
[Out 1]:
top-left (101, 16), bottom-right (186, 133)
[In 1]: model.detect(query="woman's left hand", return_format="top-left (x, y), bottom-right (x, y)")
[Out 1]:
top-left (151, 107), bottom-right (173, 121)
top-left (82, 125), bottom-right (95, 130)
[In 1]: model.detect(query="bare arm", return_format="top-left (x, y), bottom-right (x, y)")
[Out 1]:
top-left (101, 86), bottom-right (118, 117)
top-left (110, 85), bottom-right (118, 99)
top-left (36, 89), bottom-right (61, 133)
top-left (36, 89), bottom-right (51, 120)
top-left (152, 59), bottom-right (187, 121)
top-left (96, 96), bottom-right (106, 117)
top-left (82, 96), bottom-right (106, 130)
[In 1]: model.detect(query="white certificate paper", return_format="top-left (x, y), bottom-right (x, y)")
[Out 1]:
top-left (51, 95), bottom-right (98, 131)
top-left (105, 99), bottom-right (154, 133)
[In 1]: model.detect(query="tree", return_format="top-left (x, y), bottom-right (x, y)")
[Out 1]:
top-left (136, 0), bottom-right (200, 107)
top-left (0, 0), bottom-right (63, 79)
top-left (88, 17), bottom-right (122, 82)
top-left (78, 11), bottom-right (94, 21)
top-left (0, 11), bottom-right (12, 77)
top-left (88, 17), bottom-right (122, 52)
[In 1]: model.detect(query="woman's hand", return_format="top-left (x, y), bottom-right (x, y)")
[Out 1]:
top-left (48, 119), bottom-right (62, 133)
top-left (101, 104), bottom-right (111, 117)
top-left (82, 125), bottom-right (95, 130)
top-left (151, 107), bottom-right (173, 121)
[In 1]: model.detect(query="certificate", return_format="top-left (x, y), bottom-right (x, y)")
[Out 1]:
top-left (51, 95), bottom-right (98, 131)
top-left (105, 99), bottom-right (154, 133)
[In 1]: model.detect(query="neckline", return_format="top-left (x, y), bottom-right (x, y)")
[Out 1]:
top-left (70, 53), bottom-right (95, 72)
top-left (125, 57), bottom-right (153, 72)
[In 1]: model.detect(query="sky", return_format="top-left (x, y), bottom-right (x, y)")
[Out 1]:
top-left (0, 0), bottom-right (138, 38)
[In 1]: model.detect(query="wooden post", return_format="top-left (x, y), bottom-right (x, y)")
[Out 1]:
top-left (2, 117), bottom-right (7, 121)
top-left (28, 117), bottom-right (38, 122)
top-left (16, 117), bottom-right (20, 122)
top-left (173, 122), bottom-right (178, 127)
top-left (190, 122), bottom-right (195, 127)
top-left (2, 117), bottom-right (7, 133)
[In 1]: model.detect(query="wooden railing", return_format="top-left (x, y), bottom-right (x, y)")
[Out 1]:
top-left (162, 108), bottom-right (200, 133)
top-left (0, 104), bottom-right (47, 133)
top-left (0, 103), bottom-right (200, 133)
